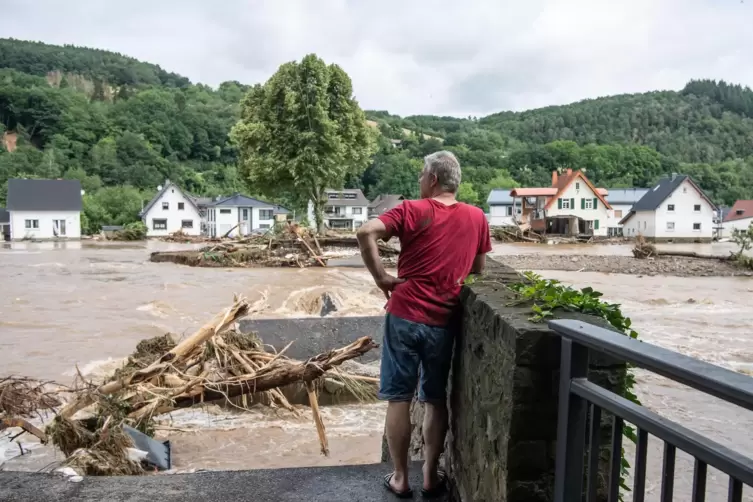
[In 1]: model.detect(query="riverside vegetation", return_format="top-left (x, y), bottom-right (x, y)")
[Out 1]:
top-left (4, 39), bottom-right (753, 232)
top-left (510, 272), bottom-right (639, 499)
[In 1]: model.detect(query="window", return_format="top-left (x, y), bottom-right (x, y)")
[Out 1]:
top-left (560, 198), bottom-right (571, 209)
top-left (162, 202), bottom-right (169, 210)
top-left (693, 223), bottom-right (701, 231)
top-left (181, 220), bottom-right (194, 229)
top-left (219, 209), bottom-right (231, 214)
top-left (24, 219), bottom-right (39, 229)
top-left (328, 193), bottom-right (339, 199)
top-left (614, 210), bottom-right (623, 218)
top-left (643, 221), bottom-right (647, 230)
top-left (259, 209), bottom-right (273, 220)
top-left (667, 222), bottom-right (675, 231)
top-left (242, 208), bottom-right (249, 220)
top-left (737, 209), bottom-right (745, 215)
top-left (584, 199), bottom-right (593, 209)
top-left (506, 206), bottom-right (513, 216)
top-left (694, 204), bottom-right (701, 212)
top-left (352, 207), bottom-right (363, 215)
top-left (53, 219), bottom-right (66, 236)
top-left (343, 193), bottom-right (357, 199)
top-left (575, 182), bottom-right (580, 190)
top-left (259, 224), bottom-right (271, 229)
top-left (667, 204), bottom-right (675, 212)
top-left (178, 202), bottom-right (185, 210)
top-left (683, 187), bottom-right (687, 193)
top-left (153, 219), bottom-right (167, 230)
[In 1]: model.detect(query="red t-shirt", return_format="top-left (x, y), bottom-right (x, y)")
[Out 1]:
top-left (378, 198), bottom-right (492, 327)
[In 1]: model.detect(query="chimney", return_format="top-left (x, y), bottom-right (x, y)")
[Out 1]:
top-left (566, 168), bottom-right (573, 176)
top-left (551, 170), bottom-right (558, 187)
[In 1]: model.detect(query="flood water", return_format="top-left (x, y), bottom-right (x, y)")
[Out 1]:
top-left (1, 241), bottom-right (752, 500)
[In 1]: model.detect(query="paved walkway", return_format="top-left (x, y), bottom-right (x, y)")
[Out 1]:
top-left (0, 462), bottom-right (451, 501)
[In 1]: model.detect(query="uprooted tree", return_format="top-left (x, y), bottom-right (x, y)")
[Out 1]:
top-left (230, 54), bottom-right (376, 233)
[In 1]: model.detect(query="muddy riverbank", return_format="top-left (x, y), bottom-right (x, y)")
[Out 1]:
top-left (499, 253), bottom-right (752, 277)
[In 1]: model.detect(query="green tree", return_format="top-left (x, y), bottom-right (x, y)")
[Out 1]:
top-left (457, 182), bottom-right (480, 206)
top-left (231, 54), bottom-right (376, 231)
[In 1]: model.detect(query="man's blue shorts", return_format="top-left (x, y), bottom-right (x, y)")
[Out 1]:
top-left (378, 313), bottom-right (455, 403)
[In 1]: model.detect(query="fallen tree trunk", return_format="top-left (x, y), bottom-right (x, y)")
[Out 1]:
top-left (130, 336), bottom-right (378, 415)
top-left (656, 250), bottom-right (730, 260)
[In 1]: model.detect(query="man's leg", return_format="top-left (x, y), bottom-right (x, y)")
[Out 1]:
top-left (417, 323), bottom-right (454, 492)
top-left (378, 314), bottom-right (420, 494)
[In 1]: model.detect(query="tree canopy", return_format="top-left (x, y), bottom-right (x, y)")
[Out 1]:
top-left (230, 54), bottom-right (375, 230)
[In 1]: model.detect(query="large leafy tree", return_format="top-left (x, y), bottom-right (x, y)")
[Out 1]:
top-left (231, 54), bottom-right (376, 231)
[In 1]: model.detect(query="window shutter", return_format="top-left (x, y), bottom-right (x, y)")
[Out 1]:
top-left (594, 219), bottom-right (600, 230)
top-left (581, 198), bottom-right (585, 209)
top-left (593, 197), bottom-right (598, 209)
top-left (558, 198), bottom-right (562, 209)
top-left (570, 198), bottom-right (575, 209)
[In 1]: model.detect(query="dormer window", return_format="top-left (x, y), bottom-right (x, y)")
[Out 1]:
top-left (737, 209), bottom-right (745, 215)
top-left (343, 193), bottom-right (357, 199)
top-left (328, 193), bottom-right (339, 199)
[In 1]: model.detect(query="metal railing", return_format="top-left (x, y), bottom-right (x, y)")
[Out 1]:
top-left (550, 319), bottom-right (753, 502)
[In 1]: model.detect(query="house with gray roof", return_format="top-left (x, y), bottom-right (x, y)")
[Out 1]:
top-left (307, 189), bottom-right (369, 231)
top-left (6, 179), bottom-right (83, 240)
top-left (368, 194), bottom-right (404, 219)
top-left (603, 188), bottom-right (650, 236)
top-left (619, 174), bottom-right (716, 242)
top-left (140, 180), bottom-right (203, 237)
top-left (0, 208), bottom-right (9, 241)
top-left (206, 193), bottom-right (290, 238)
top-left (486, 189), bottom-right (522, 226)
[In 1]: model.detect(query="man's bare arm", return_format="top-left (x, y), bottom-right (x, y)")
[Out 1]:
top-left (356, 219), bottom-right (403, 298)
top-left (356, 219), bottom-right (392, 282)
top-left (471, 253), bottom-right (486, 275)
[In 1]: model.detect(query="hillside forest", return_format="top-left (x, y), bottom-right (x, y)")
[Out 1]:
top-left (2, 38), bottom-right (753, 233)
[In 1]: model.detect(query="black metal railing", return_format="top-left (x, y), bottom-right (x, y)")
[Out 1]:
top-left (550, 319), bottom-right (753, 502)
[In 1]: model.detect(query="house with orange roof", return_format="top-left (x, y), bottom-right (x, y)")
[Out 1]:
top-left (510, 169), bottom-right (611, 237)
top-left (722, 200), bottom-right (753, 238)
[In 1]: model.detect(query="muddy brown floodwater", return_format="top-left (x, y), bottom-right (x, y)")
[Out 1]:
top-left (1, 241), bottom-right (752, 501)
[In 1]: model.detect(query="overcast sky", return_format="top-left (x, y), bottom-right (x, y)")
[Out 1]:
top-left (2, 0), bottom-right (752, 117)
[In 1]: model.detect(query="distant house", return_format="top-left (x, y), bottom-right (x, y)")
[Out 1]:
top-left (510, 169), bottom-right (611, 237)
top-left (604, 188), bottom-right (650, 237)
top-left (0, 208), bottom-right (9, 241)
top-left (206, 193), bottom-right (289, 238)
top-left (307, 189), bottom-right (369, 231)
top-left (140, 180), bottom-right (202, 237)
top-left (487, 189), bottom-right (522, 226)
top-left (6, 179), bottom-right (83, 240)
top-left (722, 200), bottom-right (753, 238)
top-left (619, 174), bottom-right (716, 242)
top-left (368, 194), bottom-right (404, 219)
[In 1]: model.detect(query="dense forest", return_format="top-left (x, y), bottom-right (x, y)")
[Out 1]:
top-left (1, 38), bottom-right (753, 233)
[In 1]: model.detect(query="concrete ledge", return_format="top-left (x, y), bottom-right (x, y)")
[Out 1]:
top-left (0, 462), bottom-right (449, 502)
top-left (240, 317), bottom-right (385, 363)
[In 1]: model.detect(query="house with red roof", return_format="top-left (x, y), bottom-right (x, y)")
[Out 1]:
top-left (510, 169), bottom-right (611, 237)
top-left (722, 200), bottom-right (753, 238)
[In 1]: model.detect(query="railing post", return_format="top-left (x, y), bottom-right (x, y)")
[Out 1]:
top-left (555, 338), bottom-right (590, 502)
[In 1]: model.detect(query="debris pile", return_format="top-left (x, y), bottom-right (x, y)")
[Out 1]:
top-left (632, 234), bottom-right (657, 259)
top-left (0, 376), bottom-right (61, 446)
top-left (38, 294), bottom-right (378, 476)
top-left (108, 223), bottom-right (147, 241)
top-left (150, 222), bottom-right (398, 268)
top-left (160, 230), bottom-right (218, 244)
top-left (491, 225), bottom-right (542, 243)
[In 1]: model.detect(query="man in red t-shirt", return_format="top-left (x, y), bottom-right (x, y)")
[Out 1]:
top-left (356, 150), bottom-right (492, 498)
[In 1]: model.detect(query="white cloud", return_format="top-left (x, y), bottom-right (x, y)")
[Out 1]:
top-left (2, 0), bottom-right (752, 116)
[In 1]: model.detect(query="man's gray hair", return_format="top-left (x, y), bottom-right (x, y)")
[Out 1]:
top-left (423, 150), bottom-right (461, 193)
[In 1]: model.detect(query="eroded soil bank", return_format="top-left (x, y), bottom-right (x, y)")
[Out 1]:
top-left (498, 253), bottom-right (752, 277)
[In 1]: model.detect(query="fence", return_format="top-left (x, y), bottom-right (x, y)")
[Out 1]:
top-left (550, 319), bottom-right (753, 502)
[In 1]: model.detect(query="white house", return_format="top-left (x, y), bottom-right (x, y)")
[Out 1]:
top-left (721, 200), bottom-right (753, 238)
top-left (140, 180), bottom-right (202, 237)
top-left (0, 208), bottom-right (9, 241)
top-left (620, 174), bottom-right (716, 242)
top-left (604, 188), bottom-right (650, 237)
top-left (307, 189), bottom-right (369, 231)
top-left (487, 189), bottom-right (522, 226)
top-left (368, 194), bottom-right (404, 220)
top-left (205, 193), bottom-right (289, 238)
top-left (6, 178), bottom-right (82, 240)
top-left (511, 169), bottom-right (611, 237)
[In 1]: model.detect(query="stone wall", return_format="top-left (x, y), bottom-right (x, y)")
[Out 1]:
top-left (383, 260), bottom-right (626, 502)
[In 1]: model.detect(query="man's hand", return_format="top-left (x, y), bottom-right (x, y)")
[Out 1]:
top-left (375, 273), bottom-right (406, 299)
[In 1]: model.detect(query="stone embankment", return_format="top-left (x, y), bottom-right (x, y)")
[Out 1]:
top-left (498, 254), bottom-right (752, 277)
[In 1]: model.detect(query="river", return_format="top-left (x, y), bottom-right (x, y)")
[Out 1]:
top-left (1, 241), bottom-right (752, 500)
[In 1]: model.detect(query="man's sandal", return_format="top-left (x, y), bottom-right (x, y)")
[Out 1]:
top-left (421, 469), bottom-right (448, 498)
top-left (383, 472), bottom-right (413, 499)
